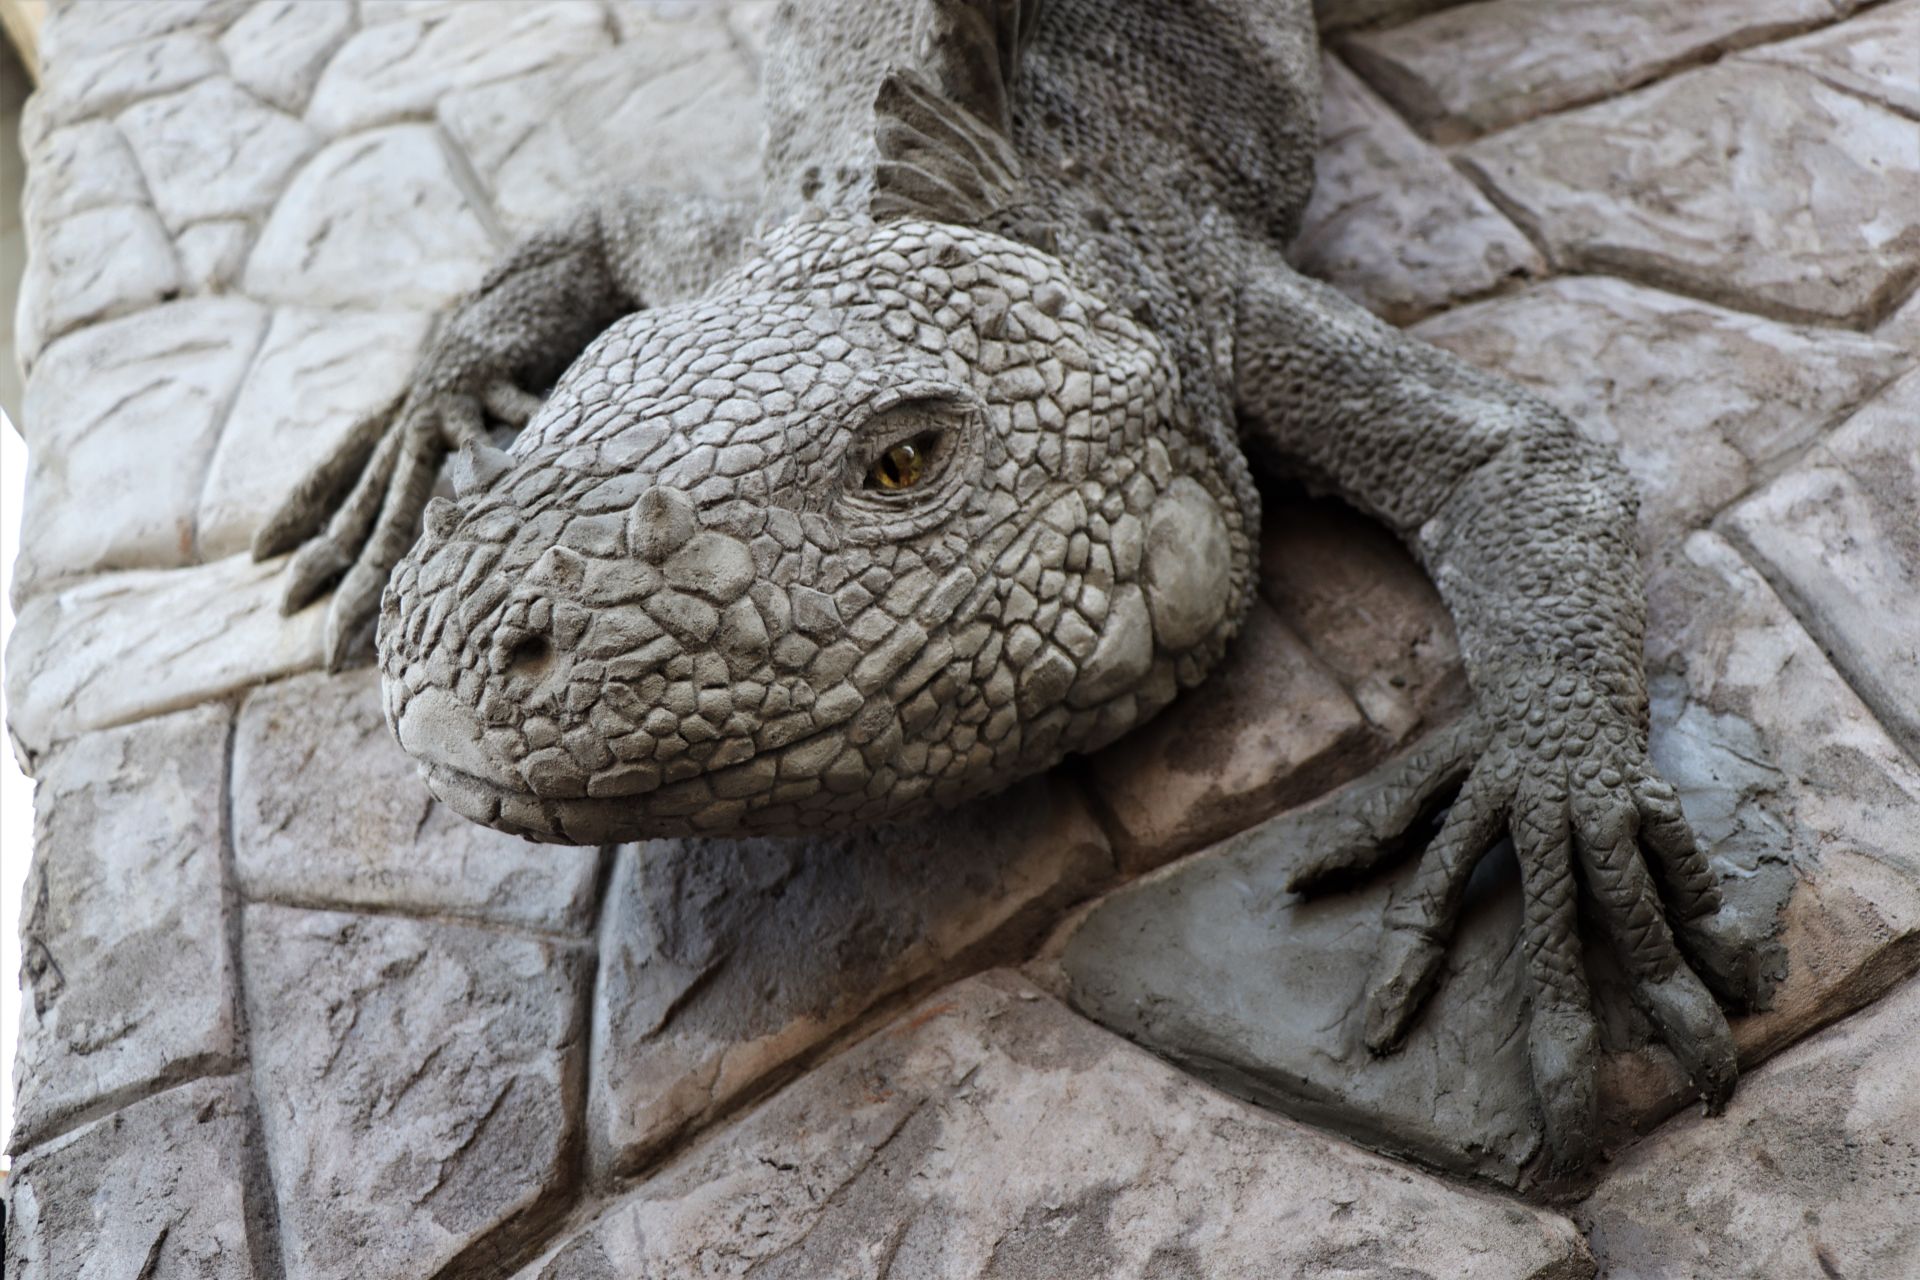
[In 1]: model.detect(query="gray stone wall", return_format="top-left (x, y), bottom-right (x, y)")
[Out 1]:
top-left (4, 1), bottom-right (1917, 1276)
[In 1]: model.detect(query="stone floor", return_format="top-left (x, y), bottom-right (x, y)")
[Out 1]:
top-left (4, 1), bottom-right (1917, 1276)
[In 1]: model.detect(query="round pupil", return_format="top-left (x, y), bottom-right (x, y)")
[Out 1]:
top-left (873, 440), bottom-right (926, 490)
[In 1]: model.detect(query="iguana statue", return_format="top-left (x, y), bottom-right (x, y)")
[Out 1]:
top-left (256, 0), bottom-right (1768, 1169)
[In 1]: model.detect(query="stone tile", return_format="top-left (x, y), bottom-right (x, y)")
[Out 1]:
top-left (1460, 63), bottom-right (1920, 327)
top-left (1259, 491), bottom-right (1468, 743)
top-left (244, 903), bottom-right (589, 1280)
top-left (115, 76), bottom-right (319, 232)
top-left (234, 669), bottom-right (602, 934)
top-left (245, 124), bottom-right (498, 309)
top-left (198, 306), bottom-right (432, 558)
top-left (219, 0), bottom-right (355, 115)
top-left (20, 120), bottom-right (146, 228)
top-left (1581, 976), bottom-right (1920, 1279)
top-left (523, 973), bottom-right (1594, 1278)
top-left (14, 202), bottom-right (181, 367)
top-left (5, 554), bottom-right (325, 768)
top-left (1744, 0), bottom-right (1920, 120)
top-left (35, 0), bottom-right (248, 69)
top-left (1723, 368), bottom-right (1920, 763)
top-left (174, 218), bottom-right (254, 294)
top-left (1291, 56), bottom-right (1542, 324)
top-left (16, 297), bottom-right (267, 591)
top-left (36, 31), bottom-right (223, 130)
top-left (10, 705), bottom-right (239, 1153)
top-left (307, 0), bottom-right (612, 136)
top-left (3, 1077), bottom-right (274, 1280)
top-left (1055, 530), bottom-right (1920, 1186)
top-left (441, 36), bottom-right (761, 235)
top-left (1411, 276), bottom-right (1906, 551)
top-left (1314, 0), bottom-right (1463, 33)
top-left (1341, 0), bottom-right (1837, 143)
top-left (588, 776), bottom-right (1111, 1176)
top-left (1083, 600), bottom-right (1376, 872)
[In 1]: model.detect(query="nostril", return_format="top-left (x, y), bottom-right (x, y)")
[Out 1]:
top-left (502, 634), bottom-right (553, 678)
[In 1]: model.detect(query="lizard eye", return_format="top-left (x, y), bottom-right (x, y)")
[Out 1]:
top-left (866, 433), bottom-right (939, 491)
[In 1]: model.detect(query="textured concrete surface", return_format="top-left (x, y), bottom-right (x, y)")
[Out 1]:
top-left (4, 0), bottom-right (1915, 1274)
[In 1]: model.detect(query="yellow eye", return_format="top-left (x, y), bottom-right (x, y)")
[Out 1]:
top-left (868, 437), bottom-right (932, 490)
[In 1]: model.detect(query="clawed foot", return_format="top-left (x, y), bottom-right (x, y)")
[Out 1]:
top-left (252, 376), bottom-right (541, 669)
top-left (1291, 688), bottom-right (1767, 1171)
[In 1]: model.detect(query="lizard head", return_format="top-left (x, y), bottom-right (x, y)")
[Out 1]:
top-left (377, 218), bottom-right (1249, 842)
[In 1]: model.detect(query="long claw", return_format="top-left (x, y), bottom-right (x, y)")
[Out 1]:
top-left (282, 538), bottom-right (352, 615)
top-left (1529, 999), bottom-right (1601, 1171)
top-left (1363, 927), bottom-right (1448, 1053)
top-left (1639, 969), bottom-right (1737, 1113)
top-left (251, 406), bottom-right (393, 562)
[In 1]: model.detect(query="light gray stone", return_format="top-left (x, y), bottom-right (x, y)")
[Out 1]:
top-left (244, 903), bottom-right (589, 1280)
top-left (1723, 368), bottom-right (1920, 764)
top-left (1460, 63), bottom-right (1920, 326)
top-left (1314, 0), bottom-right (1463, 34)
top-left (115, 76), bottom-right (319, 231)
top-left (1581, 976), bottom-right (1920, 1279)
top-left (20, 120), bottom-right (146, 228)
top-left (1085, 600), bottom-right (1375, 871)
top-left (1744, 0), bottom-right (1920, 120)
top-left (441, 36), bottom-right (761, 234)
top-left (174, 218), bottom-right (254, 294)
top-left (1341, 0), bottom-right (1838, 142)
top-left (588, 776), bottom-right (1111, 1176)
top-left (3, 1077), bottom-right (274, 1280)
top-left (11, 705), bottom-right (239, 1153)
top-left (219, 0), bottom-right (355, 115)
top-left (244, 124), bottom-right (499, 310)
top-left (525, 973), bottom-right (1595, 1279)
top-left (307, 0), bottom-right (612, 135)
top-left (198, 306), bottom-right (432, 558)
top-left (16, 297), bottom-right (266, 591)
top-left (35, 0), bottom-right (248, 69)
top-left (1412, 275), bottom-right (1906, 550)
top-left (14, 202), bottom-right (181, 367)
top-left (1291, 55), bottom-right (1541, 323)
top-left (36, 30), bottom-right (222, 130)
top-left (234, 668), bottom-right (603, 933)
top-left (5, 553), bottom-right (325, 768)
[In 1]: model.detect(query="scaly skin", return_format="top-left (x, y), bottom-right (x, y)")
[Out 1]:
top-left (257, 0), bottom-right (1771, 1169)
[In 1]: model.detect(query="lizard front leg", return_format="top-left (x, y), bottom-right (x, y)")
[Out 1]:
top-left (1232, 259), bottom-right (1763, 1169)
top-left (254, 187), bottom-right (755, 669)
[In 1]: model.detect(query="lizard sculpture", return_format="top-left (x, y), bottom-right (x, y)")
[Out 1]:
top-left (256, 0), bottom-right (1768, 1169)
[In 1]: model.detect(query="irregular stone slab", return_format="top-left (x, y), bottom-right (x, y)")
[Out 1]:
top-left (16, 297), bottom-right (266, 591)
top-left (441, 35), bottom-right (761, 235)
top-left (5, 554), bottom-right (324, 769)
top-left (115, 76), bottom-right (319, 232)
top-left (1724, 368), bottom-right (1920, 763)
top-left (1412, 275), bottom-right (1905, 550)
top-left (13, 202), bottom-right (181, 367)
top-left (35, 0), bottom-right (248, 69)
top-left (198, 306), bottom-right (432, 558)
top-left (1581, 976), bottom-right (1920, 1279)
top-left (244, 904), bottom-right (589, 1280)
top-left (1460, 63), bottom-right (1920, 327)
top-left (525, 974), bottom-right (1594, 1279)
top-left (1292, 55), bottom-right (1541, 323)
top-left (244, 124), bottom-right (498, 310)
top-left (1260, 491), bottom-right (1468, 742)
top-left (1084, 600), bottom-right (1376, 871)
top-left (219, 0), bottom-right (355, 115)
top-left (1341, 0), bottom-right (1837, 142)
top-left (174, 218), bottom-right (254, 294)
top-left (234, 669), bottom-right (602, 934)
top-left (11, 705), bottom-right (239, 1153)
top-left (1315, 0), bottom-right (1463, 34)
top-left (588, 775), bottom-right (1110, 1176)
top-left (35, 30), bottom-right (222, 130)
top-left (20, 120), bottom-right (146, 227)
top-left (3, 1077), bottom-right (273, 1280)
top-left (1745, 0), bottom-right (1920, 120)
top-left (307, 0), bottom-right (611, 135)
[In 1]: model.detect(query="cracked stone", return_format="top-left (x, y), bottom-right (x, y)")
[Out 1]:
top-left (244, 903), bottom-right (589, 1280)
top-left (1411, 275), bottom-right (1906, 550)
top-left (5, 554), bottom-right (325, 769)
top-left (1459, 62), bottom-right (1920, 326)
top-left (1581, 975), bottom-right (1920, 1278)
top-left (234, 669), bottom-right (602, 933)
top-left (34, 30), bottom-right (223, 130)
top-left (1743, 0), bottom-right (1920, 120)
top-left (219, 0), bottom-right (354, 115)
top-left (1314, 0), bottom-right (1463, 33)
top-left (244, 124), bottom-right (498, 310)
top-left (16, 297), bottom-right (267, 591)
top-left (198, 306), bottom-right (433, 558)
top-left (307, 0), bottom-right (611, 135)
top-left (10, 705), bottom-right (239, 1154)
top-left (1084, 599), bottom-right (1375, 872)
top-left (20, 120), bottom-right (146, 228)
top-left (35, 0), bottom-right (248, 70)
top-left (3, 1077), bottom-right (274, 1280)
top-left (588, 775), bottom-right (1110, 1177)
top-left (523, 973), bottom-right (1594, 1278)
top-left (14, 202), bottom-right (181, 368)
top-left (115, 76), bottom-right (319, 232)
top-left (1291, 55), bottom-right (1542, 324)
